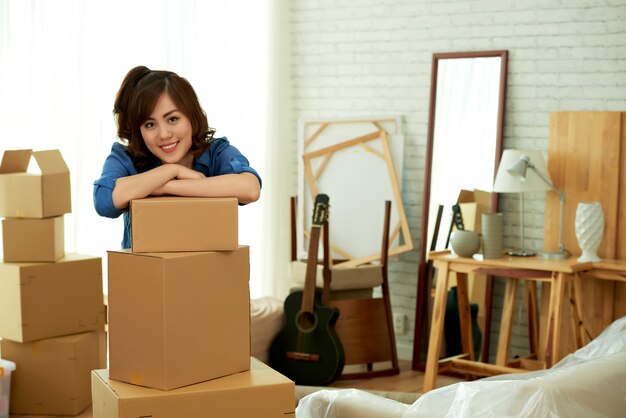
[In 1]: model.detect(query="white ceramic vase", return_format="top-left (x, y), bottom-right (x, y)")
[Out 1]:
top-left (575, 202), bottom-right (604, 262)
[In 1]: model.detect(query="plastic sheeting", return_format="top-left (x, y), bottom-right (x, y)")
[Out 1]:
top-left (296, 388), bottom-right (409, 418)
top-left (296, 316), bottom-right (626, 418)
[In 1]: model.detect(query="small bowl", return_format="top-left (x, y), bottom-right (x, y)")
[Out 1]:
top-left (450, 230), bottom-right (481, 258)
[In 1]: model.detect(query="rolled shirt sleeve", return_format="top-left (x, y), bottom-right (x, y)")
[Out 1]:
top-left (196, 137), bottom-right (262, 189)
top-left (93, 143), bottom-right (136, 218)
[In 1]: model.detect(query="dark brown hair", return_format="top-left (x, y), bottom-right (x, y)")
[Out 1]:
top-left (113, 66), bottom-right (215, 169)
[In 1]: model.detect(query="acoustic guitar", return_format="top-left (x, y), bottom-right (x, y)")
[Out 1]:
top-left (269, 194), bottom-right (345, 385)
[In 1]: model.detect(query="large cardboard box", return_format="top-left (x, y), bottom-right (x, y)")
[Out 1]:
top-left (108, 247), bottom-right (250, 390)
top-left (0, 331), bottom-right (106, 416)
top-left (92, 358), bottom-right (295, 418)
top-left (0, 149), bottom-right (71, 218)
top-left (2, 216), bottom-right (65, 262)
top-left (0, 254), bottom-right (105, 342)
top-left (130, 196), bottom-right (238, 253)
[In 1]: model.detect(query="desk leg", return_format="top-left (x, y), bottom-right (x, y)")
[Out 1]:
top-left (423, 261), bottom-right (450, 392)
top-left (496, 278), bottom-right (518, 366)
top-left (525, 281), bottom-right (539, 357)
top-left (456, 272), bottom-right (474, 361)
top-left (545, 272), bottom-right (566, 367)
top-left (571, 273), bottom-right (591, 346)
top-left (569, 274), bottom-right (584, 349)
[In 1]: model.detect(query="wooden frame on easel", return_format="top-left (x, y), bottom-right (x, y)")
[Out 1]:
top-left (298, 117), bottom-right (413, 267)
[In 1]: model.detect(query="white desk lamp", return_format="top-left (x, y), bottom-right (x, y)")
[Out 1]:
top-left (493, 150), bottom-right (569, 258)
top-left (507, 152), bottom-right (570, 259)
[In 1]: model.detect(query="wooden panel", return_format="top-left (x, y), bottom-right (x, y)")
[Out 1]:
top-left (543, 111), bottom-right (626, 359)
top-left (615, 284), bottom-right (626, 318)
top-left (615, 114), bottom-right (626, 319)
top-left (544, 112), bottom-right (623, 257)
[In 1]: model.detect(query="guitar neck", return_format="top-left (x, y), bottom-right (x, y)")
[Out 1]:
top-left (301, 225), bottom-right (321, 313)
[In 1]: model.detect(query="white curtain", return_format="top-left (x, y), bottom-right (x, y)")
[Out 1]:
top-left (0, 0), bottom-right (281, 298)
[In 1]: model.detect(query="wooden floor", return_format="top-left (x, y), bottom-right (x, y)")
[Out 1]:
top-left (327, 360), bottom-right (464, 394)
top-left (10, 361), bottom-right (465, 417)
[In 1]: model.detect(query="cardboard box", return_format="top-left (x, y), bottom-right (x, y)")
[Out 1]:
top-left (0, 331), bottom-right (106, 416)
top-left (108, 246), bottom-right (250, 390)
top-left (0, 149), bottom-right (71, 218)
top-left (457, 189), bottom-right (494, 233)
top-left (91, 358), bottom-right (295, 418)
top-left (0, 254), bottom-right (105, 342)
top-left (130, 196), bottom-right (238, 253)
top-left (2, 216), bottom-right (65, 262)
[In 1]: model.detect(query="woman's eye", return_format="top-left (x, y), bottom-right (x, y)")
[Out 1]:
top-left (144, 121), bottom-right (155, 129)
top-left (168, 116), bottom-right (179, 123)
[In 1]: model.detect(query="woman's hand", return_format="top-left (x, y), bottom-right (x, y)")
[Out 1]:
top-left (172, 164), bottom-right (205, 180)
top-left (151, 165), bottom-right (204, 196)
top-left (112, 163), bottom-right (203, 208)
top-left (156, 172), bottom-right (261, 203)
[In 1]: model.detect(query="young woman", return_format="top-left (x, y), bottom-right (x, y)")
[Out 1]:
top-left (94, 66), bottom-right (261, 248)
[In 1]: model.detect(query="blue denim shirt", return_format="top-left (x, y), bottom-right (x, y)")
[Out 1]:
top-left (93, 137), bottom-right (261, 249)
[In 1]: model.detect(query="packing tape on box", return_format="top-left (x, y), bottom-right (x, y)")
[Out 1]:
top-left (130, 372), bottom-right (144, 386)
top-left (31, 341), bottom-right (41, 354)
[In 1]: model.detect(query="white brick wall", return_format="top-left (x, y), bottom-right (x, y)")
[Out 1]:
top-left (287, 0), bottom-right (626, 361)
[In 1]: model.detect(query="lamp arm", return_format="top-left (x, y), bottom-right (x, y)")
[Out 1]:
top-left (528, 164), bottom-right (558, 193)
top-left (529, 164), bottom-right (567, 252)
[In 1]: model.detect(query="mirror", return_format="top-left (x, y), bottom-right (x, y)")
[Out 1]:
top-left (412, 50), bottom-right (508, 369)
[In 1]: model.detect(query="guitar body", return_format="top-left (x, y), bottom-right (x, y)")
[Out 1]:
top-left (269, 288), bottom-right (344, 386)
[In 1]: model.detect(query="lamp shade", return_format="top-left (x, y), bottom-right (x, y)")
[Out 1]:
top-left (493, 149), bottom-right (552, 193)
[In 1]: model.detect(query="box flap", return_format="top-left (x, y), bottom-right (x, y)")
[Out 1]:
top-left (94, 358), bottom-right (293, 397)
top-left (457, 189), bottom-right (493, 210)
top-left (473, 189), bottom-right (493, 210)
top-left (109, 246), bottom-right (249, 260)
top-left (133, 196), bottom-right (238, 205)
top-left (33, 150), bottom-right (69, 175)
top-left (108, 249), bottom-right (202, 260)
top-left (456, 189), bottom-right (475, 204)
top-left (0, 149), bottom-right (33, 174)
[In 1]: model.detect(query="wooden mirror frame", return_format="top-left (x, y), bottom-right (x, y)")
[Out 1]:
top-left (412, 50), bottom-right (508, 370)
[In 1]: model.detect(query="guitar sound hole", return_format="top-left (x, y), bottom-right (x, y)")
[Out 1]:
top-left (295, 310), bottom-right (318, 333)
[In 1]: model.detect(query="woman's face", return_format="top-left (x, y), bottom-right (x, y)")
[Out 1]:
top-left (140, 92), bottom-right (193, 165)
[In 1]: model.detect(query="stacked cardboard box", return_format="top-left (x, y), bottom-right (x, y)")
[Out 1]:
top-left (95, 196), bottom-right (295, 417)
top-left (0, 149), bottom-right (106, 416)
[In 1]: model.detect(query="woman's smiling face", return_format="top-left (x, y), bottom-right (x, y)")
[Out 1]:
top-left (140, 92), bottom-right (193, 165)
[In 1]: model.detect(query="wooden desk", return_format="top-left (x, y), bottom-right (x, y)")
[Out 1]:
top-left (583, 259), bottom-right (626, 282)
top-left (570, 259), bottom-right (626, 348)
top-left (423, 251), bottom-right (592, 392)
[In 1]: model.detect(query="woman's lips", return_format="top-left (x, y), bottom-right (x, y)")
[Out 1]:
top-left (160, 141), bottom-right (178, 153)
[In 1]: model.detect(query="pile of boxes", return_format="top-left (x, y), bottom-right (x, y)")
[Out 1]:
top-left (0, 149), bottom-right (106, 416)
top-left (92, 196), bottom-right (295, 417)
